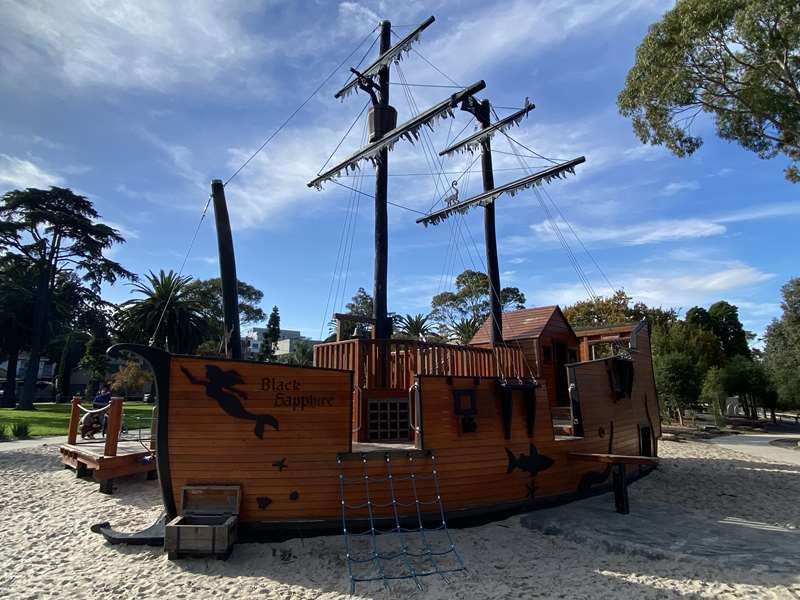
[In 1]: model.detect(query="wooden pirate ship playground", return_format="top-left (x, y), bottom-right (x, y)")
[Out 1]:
top-left (91, 16), bottom-right (660, 590)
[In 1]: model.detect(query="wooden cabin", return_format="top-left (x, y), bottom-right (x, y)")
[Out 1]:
top-left (470, 306), bottom-right (579, 409)
top-left (313, 338), bottom-right (527, 444)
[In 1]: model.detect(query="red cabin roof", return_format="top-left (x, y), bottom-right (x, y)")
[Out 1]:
top-left (470, 305), bottom-right (575, 344)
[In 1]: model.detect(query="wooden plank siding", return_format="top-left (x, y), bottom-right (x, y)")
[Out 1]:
top-left (160, 325), bottom-right (659, 526)
top-left (313, 339), bottom-right (528, 390)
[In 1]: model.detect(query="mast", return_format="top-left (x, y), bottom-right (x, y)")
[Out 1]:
top-left (476, 99), bottom-right (503, 345)
top-left (373, 20), bottom-right (392, 341)
top-left (211, 179), bottom-right (242, 359)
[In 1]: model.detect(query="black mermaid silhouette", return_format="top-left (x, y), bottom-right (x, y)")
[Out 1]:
top-left (181, 365), bottom-right (279, 439)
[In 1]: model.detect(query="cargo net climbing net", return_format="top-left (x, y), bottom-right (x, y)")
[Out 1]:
top-left (337, 452), bottom-right (466, 594)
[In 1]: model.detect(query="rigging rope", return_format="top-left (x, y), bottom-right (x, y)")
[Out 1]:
top-left (148, 195), bottom-right (212, 346)
top-left (225, 24), bottom-right (380, 186)
top-left (150, 24), bottom-right (381, 347)
top-left (317, 100), bottom-right (371, 176)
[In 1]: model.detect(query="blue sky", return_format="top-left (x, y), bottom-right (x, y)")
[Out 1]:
top-left (1, 0), bottom-right (797, 343)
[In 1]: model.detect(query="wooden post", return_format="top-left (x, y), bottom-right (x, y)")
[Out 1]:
top-left (612, 463), bottom-right (630, 514)
top-left (67, 396), bottom-right (80, 444)
top-left (149, 405), bottom-right (158, 451)
top-left (477, 100), bottom-right (503, 345)
top-left (104, 397), bottom-right (123, 457)
top-left (211, 179), bottom-right (242, 360)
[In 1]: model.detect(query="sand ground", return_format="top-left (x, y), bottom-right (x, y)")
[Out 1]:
top-left (1, 439), bottom-right (799, 599)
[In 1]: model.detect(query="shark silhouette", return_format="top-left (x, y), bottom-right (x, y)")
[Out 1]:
top-left (505, 444), bottom-right (554, 476)
top-left (181, 365), bottom-right (279, 439)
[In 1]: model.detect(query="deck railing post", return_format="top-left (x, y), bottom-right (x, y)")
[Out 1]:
top-left (149, 405), bottom-right (158, 451)
top-left (67, 396), bottom-right (80, 445)
top-left (104, 397), bottom-right (123, 457)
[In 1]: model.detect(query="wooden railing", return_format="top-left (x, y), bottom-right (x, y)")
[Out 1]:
top-left (314, 338), bottom-right (528, 390)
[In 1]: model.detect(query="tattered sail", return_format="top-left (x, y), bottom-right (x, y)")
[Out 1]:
top-left (416, 156), bottom-right (586, 226)
top-left (439, 99), bottom-right (535, 157)
top-left (308, 81), bottom-right (486, 189)
top-left (335, 16), bottom-right (435, 100)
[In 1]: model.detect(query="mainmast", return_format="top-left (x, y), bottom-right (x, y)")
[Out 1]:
top-left (308, 16), bottom-right (487, 343)
top-left (372, 20), bottom-right (392, 340)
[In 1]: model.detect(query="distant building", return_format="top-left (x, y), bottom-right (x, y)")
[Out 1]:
top-left (243, 327), bottom-right (321, 358)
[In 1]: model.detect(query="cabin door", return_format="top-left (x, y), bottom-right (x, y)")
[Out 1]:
top-left (553, 342), bottom-right (570, 406)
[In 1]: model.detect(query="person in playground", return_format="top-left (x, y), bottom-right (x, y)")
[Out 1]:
top-left (93, 385), bottom-right (112, 434)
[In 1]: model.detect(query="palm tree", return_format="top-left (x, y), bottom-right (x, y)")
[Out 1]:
top-left (117, 270), bottom-right (210, 354)
top-left (283, 341), bottom-right (314, 366)
top-left (447, 316), bottom-right (482, 346)
top-left (395, 313), bottom-right (434, 340)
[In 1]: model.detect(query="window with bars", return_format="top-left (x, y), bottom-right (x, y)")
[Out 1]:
top-left (367, 397), bottom-right (410, 442)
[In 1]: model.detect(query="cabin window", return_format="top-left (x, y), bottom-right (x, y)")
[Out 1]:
top-left (542, 346), bottom-right (552, 363)
top-left (452, 390), bottom-right (478, 434)
top-left (568, 348), bottom-right (578, 364)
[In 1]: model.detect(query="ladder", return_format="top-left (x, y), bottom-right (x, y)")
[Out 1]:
top-left (337, 451), bottom-right (466, 594)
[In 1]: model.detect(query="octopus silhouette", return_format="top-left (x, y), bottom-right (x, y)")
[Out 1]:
top-left (181, 365), bottom-right (279, 439)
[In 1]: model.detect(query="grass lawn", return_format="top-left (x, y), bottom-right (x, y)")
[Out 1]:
top-left (0, 401), bottom-right (154, 438)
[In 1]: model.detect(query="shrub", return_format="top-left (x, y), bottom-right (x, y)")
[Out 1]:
top-left (0, 423), bottom-right (8, 441)
top-left (11, 422), bottom-right (30, 439)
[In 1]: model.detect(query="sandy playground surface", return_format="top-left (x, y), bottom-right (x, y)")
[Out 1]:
top-left (1, 438), bottom-right (799, 599)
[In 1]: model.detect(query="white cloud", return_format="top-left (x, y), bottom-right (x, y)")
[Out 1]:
top-left (523, 217), bottom-right (725, 248)
top-left (526, 264), bottom-right (774, 312)
top-left (0, 0), bottom-right (271, 92)
top-left (103, 220), bottom-right (140, 240)
top-left (0, 154), bottom-right (63, 189)
top-left (659, 180), bottom-right (700, 196)
top-left (223, 124), bottom-right (359, 229)
top-left (716, 202), bottom-right (800, 224)
top-left (425, 0), bottom-right (662, 83)
top-left (509, 200), bottom-right (800, 251)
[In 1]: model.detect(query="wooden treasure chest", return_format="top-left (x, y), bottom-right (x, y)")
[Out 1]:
top-left (165, 485), bottom-right (241, 560)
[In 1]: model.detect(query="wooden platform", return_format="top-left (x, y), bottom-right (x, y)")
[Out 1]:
top-left (60, 397), bottom-right (157, 494)
top-left (60, 438), bottom-right (156, 493)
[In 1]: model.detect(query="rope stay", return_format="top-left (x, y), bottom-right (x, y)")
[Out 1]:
top-left (338, 452), bottom-right (466, 594)
top-left (148, 23), bottom-right (382, 346)
top-left (393, 63), bottom-right (532, 379)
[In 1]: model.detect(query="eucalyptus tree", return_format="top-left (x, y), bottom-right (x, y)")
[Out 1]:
top-left (619, 0), bottom-right (800, 181)
top-left (0, 187), bottom-right (132, 409)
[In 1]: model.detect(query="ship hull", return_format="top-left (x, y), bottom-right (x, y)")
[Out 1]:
top-left (111, 327), bottom-right (659, 541)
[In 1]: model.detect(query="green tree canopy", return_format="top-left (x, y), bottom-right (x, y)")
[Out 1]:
top-left (618, 0), bottom-right (800, 182)
top-left (655, 351), bottom-right (703, 423)
top-left (394, 313), bottom-right (435, 340)
top-left (279, 340), bottom-right (314, 366)
top-left (184, 277), bottom-right (266, 351)
top-left (764, 277), bottom-right (800, 411)
top-left (700, 366), bottom-right (727, 423)
top-left (0, 187), bottom-right (132, 408)
top-left (563, 290), bottom-right (677, 329)
top-left (431, 270), bottom-right (526, 334)
top-left (708, 301), bottom-right (752, 358)
top-left (257, 306), bottom-right (281, 361)
top-left (117, 270), bottom-right (210, 354)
